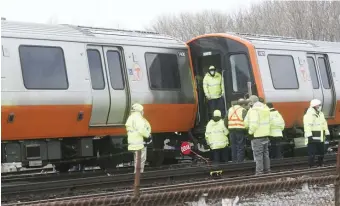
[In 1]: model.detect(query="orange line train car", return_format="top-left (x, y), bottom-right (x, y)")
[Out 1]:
top-left (187, 32), bottom-right (340, 155)
top-left (2, 19), bottom-right (340, 171)
top-left (1, 20), bottom-right (198, 171)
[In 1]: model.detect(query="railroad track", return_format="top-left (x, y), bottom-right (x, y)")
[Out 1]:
top-left (4, 165), bottom-right (337, 206)
top-left (1, 154), bottom-right (337, 204)
top-left (1, 162), bottom-right (192, 183)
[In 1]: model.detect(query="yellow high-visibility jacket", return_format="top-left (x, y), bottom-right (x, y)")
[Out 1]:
top-left (203, 72), bottom-right (224, 100)
top-left (205, 119), bottom-right (229, 150)
top-left (303, 107), bottom-right (329, 145)
top-left (125, 112), bottom-right (151, 151)
top-left (244, 102), bottom-right (271, 138)
top-left (269, 108), bottom-right (285, 137)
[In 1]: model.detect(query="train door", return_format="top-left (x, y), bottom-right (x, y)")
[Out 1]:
top-left (86, 45), bottom-right (129, 126)
top-left (307, 55), bottom-right (323, 106)
top-left (307, 54), bottom-right (336, 118)
top-left (102, 47), bottom-right (129, 125)
top-left (225, 53), bottom-right (254, 105)
top-left (86, 46), bottom-right (110, 126)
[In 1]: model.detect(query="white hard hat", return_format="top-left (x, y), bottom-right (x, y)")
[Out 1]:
top-left (238, 98), bottom-right (245, 102)
top-left (213, 110), bottom-right (221, 117)
top-left (310, 99), bottom-right (322, 108)
top-left (248, 95), bottom-right (259, 104)
top-left (131, 103), bottom-right (143, 112)
top-left (208, 65), bottom-right (216, 70)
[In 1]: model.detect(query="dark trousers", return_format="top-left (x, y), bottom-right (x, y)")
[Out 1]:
top-left (211, 147), bottom-right (229, 164)
top-left (230, 130), bottom-right (246, 163)
top-left (208, 97), bottom-right (225, 118)
top-left (308, 141), bottom-right (325, 167)
top-left (269, 138), bottom-right (283, 159)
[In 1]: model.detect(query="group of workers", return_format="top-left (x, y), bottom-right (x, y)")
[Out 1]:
top-left (203, 65), bottom-right (330, 175)
top-left (125, 65), bottom-right (330, 176)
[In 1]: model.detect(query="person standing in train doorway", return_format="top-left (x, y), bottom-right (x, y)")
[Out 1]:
top-left (267, 102), bottom-right (285, 159)
top-left (125, 103), bottom-right (152, 173)
top-left (205, 110), bottom-right (229, 164)
top-left (303, 99), bottom-right (330, 168)
top-left (227, 98), bottom-right (247, 163)
top-left (244, 95), bottom-right (271, 175)
top-left (203, 65), bottom-right (225, 119)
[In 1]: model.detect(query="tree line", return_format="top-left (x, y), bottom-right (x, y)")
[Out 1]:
top-left (149, 1), bottom-right (340, 42)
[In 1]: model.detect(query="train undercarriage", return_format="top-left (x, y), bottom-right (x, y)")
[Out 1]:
top-left (2, 123), bottom-right (340, 173)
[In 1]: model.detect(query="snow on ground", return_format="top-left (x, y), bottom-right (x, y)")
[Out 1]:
top-left (185, 183), bottom-right (335, 206)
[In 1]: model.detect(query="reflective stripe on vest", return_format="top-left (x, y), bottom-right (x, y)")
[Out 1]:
top-left (228, 106), bottom-right (245, 128)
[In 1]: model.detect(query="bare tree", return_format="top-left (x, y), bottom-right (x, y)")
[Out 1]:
top-left (149, 1), bottom-right (340, 42)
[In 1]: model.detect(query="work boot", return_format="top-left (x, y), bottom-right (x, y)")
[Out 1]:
top-left (317, 156), bottom-right (324, 167)
top-left (308, 156), bottom-right (315, 168)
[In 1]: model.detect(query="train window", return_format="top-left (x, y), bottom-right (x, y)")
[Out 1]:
top-left (230, 54), bottom-right (251, 93)
top-left (145, 53), bottom-right (181, 90)
top-left (87, 49), bottom-right (105, 90)
top-left (307, 57), bottom-right (319, 89)
top-left (106, 51), bottom-right (125, 90)
top-left (19, 45), bottom-right (68, 90)
top-left (317, 57), bottom-right (331, 89)
top-left (268, 55), bottom-right (299, 89)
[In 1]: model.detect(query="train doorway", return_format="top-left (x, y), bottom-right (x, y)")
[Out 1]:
top-left (188, 35), bottom-right (258, 131)
top-left (195, 53), bottom-right (224, 128)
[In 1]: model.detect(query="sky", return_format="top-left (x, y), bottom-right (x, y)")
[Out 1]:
top-left (1, 0), bottom-right (262, 30)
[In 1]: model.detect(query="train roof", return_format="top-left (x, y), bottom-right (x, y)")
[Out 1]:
top-left (1, 20), bottom-right (187, 48)
top-left (189, 32), bottom-right (340, 53)
top-left (230, 32), bottom-right (340, 50)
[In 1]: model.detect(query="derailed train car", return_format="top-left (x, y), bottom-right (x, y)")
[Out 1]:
top-left (1, 20), bottom-right (197, 171)
top-left (2, 19), bottom-right (340, 171)
top-left (187, 33), bottom-right (340, 157)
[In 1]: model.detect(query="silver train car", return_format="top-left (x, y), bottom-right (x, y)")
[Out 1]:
top-left (1, 20), bottom-right (197, 171)
top-left (2, 19), bottom-right (340, 171)
top-left (187, 33), bottom-right (340, 154)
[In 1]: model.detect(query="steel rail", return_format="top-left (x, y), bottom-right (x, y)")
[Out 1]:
top-left (4, 165), bottom-right (336, 206)
top-left (1, 155), bottom-right (336, 203)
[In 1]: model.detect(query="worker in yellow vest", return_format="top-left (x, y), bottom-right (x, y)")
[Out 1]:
top-left (125, 103), bottom-right (152, 173)
top-left (244, 95), bottom-right (271, 175)
top-left (303, 99), bottom-right (330, 168)
top-left (203, 65), bottom-right (225, 119)
top-left (266, 102), bottom-right (285, 159)
top-left (227, 98), bottom-right (247, 163)
top-left (205, 110), bottom-right (229, 164)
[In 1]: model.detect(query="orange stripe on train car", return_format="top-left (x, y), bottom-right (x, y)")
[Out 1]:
top-left (273, 101), bottom-right (340, 128)
top-left (187, 33), bottom-right (265, 99)
top-left (1, 103), bottom-right (196, 141)
top-left (186, 43), bottom-right (199, 128)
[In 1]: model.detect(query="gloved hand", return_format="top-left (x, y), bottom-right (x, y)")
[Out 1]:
top-left (145, 138), bottom-right (152, 145)
top-left (144, 135), bottom-right (153, 145)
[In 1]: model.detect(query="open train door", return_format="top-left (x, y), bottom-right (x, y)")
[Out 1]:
top-left (187, 34), bottom-right (258, 129)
